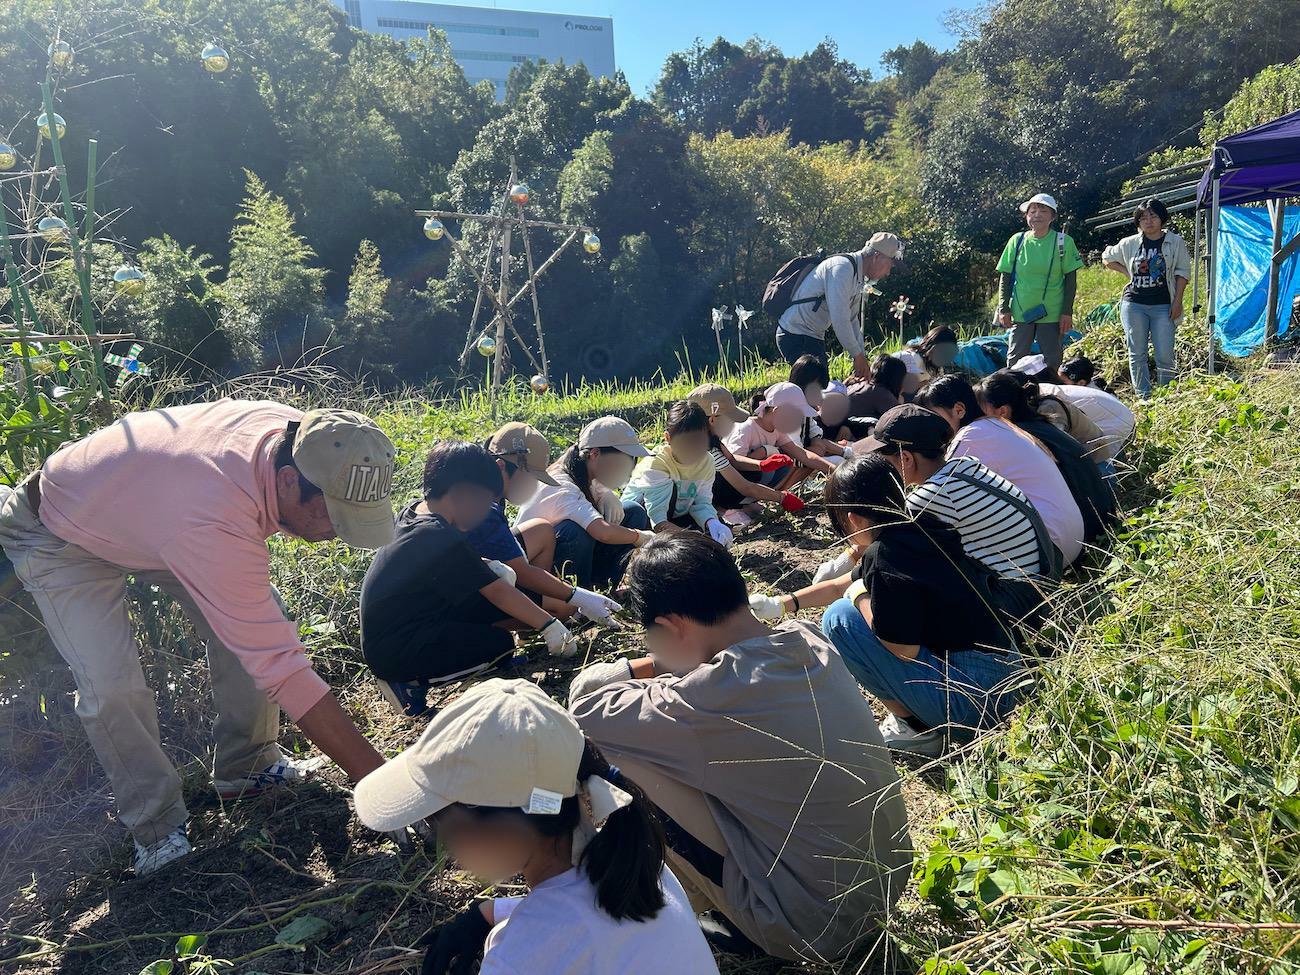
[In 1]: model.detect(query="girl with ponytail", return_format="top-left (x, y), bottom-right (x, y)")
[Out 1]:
top-left (353, 678), bottom-right (718, 975)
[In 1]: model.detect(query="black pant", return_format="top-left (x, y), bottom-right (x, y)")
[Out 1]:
top-left (775, 330), bottom-right (826, 365)
top-left (364, 590), bottom-right (539, 683)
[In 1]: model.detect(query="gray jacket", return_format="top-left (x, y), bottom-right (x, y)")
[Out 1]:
top-left (777, 251), bottom-right (869, 356)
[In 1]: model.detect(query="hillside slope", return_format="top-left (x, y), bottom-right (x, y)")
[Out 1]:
top-left (3, 356), bottom-right (1300, 975)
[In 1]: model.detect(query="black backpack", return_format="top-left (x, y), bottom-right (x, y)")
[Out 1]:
top-left (761, 250), bottom-right (857, 319)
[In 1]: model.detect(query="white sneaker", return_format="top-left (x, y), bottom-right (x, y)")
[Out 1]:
top-left (213, 751), bottom-right (326, 800)
top-left (134, 828), bottom-right (192, 876)
top-left (878, 713), bottom-right (946, 757)
top-left (721, 508), bottom-right (755, 528)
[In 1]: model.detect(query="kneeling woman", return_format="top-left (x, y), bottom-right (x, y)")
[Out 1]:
top-left (516, 417), bottom-right (655, 590)
top-left (354, 679), bottom-right (718, 975)
top-left (818, 456), bottom-right (1030, 755)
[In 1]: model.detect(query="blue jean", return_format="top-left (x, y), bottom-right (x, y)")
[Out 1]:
top-left (553, 501), bottom-right (650, 590)
top-left (821, 599), bottom-right (1028, 742)
top-left (1120, 300), bottom-right (1176, 398)
top-left (775, 330), bottom-right (826, 365)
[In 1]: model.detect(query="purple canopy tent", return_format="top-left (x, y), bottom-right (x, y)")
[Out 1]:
top-left (1197, 109), bottom-right (1300, 370)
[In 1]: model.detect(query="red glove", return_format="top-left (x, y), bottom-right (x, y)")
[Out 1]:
top-left (760, 453), bottom-right (794, 472)
top-left (781, 492), bottom-right (805, 513)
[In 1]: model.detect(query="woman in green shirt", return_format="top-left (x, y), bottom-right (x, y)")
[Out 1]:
top-left (995, 193), bottom-right (1085, 369)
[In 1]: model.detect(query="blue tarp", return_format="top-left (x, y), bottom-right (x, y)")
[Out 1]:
top-left (1213, 204), bottom-right (1300, 356)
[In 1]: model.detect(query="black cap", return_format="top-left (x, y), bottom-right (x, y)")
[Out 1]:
top-left (856, 404), bottom-right (953, 455)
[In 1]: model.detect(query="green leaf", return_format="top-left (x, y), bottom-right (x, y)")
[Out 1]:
top-left (139, 962), bottom-right (173, 975)
top-left (275, 914), bottom-right (330, 946)
top-left (175, 934), bottom-right (207, 956)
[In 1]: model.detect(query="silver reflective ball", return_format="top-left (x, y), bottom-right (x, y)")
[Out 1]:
top-left (530, 374), bottom-right (549, 394)
top-left (0, 143), bottom-right (16, 171)
top-left (201, 43), bottom-right (230, 73)
top-left (113, 264), bottom-right (147, 296)
top-left (48, 40), bottom-right (74, 71)
top-left (37, 112), bottom-right (66, 140)
top-left (509, 183), bottom-right (529, 205)
top-left (37, 215), bottom-right (68, 242)
top-left (477, 334), bottom-right (498, 357)
top-left (582, 232), bottom-right (601, 254)
top-left (423, 216), bottom-right (445, 240)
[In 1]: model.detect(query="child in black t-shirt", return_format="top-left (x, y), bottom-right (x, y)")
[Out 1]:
top-left (787, 456), bottom-right (1027, 757)
top-left (361, 441), bottom-right (579, 717)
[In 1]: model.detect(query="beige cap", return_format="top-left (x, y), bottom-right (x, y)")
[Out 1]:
top-left (687, 383), bottom-right (747, 422)
top-left (292, 408), bottom-right (396, 549)
top-left (577, 416), bottom-right (650, 456)
top-left (487, 422), bottom-right (559, 486)
top-left (865, 231), bottom-right (905, 260)
top-left (354, 678), bottom-right (584, 832)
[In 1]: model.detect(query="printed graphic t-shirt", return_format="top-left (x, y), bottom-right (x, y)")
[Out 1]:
top-left (1122, 235), bottom-right (1169, 305)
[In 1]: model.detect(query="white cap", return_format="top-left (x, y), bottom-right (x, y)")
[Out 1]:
top-left (354, 678), bottom-right (584, 832)
top-left (1010, 353), bottom-right (1048, 375)
top-left (1020, 193), bottom-right (1058, 213)
top-left (763, 381), bottom-right (819, 419)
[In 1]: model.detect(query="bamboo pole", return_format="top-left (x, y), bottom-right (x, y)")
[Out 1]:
top-left (40, 82), bottom-right (108, 395)
top-left (0, 201), bottom-right (39, 416)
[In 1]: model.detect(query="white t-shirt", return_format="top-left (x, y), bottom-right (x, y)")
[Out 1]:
top-left (481, 867), bottom-right (719, 975)
top-left (948, 417), bottom-right (1085, 565)
top-left (1040, 383), bottom-right (1136, 458)
top-left (724, 417), bottom-right (796, 459)
top-left (514, 469), bottom-right (601, 529)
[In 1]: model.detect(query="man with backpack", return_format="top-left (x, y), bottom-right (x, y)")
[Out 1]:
top-left (765, 232), bottom-right (905, 377)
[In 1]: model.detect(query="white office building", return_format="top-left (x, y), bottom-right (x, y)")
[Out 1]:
top-left (332, 1), bottom-right (615, 100)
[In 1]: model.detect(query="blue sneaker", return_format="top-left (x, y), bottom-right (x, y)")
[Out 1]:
top-left (378, 677), bottom-right (431, 717)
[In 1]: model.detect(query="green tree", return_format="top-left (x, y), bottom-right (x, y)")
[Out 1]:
top-left (133, 236), bottom-right (229, 374)
top-left (652, 37), bottom-right (782, 136)
top-left (736, 40), bottom-right (890, 146)
top-left (222, 171), bottom-right (326, 365)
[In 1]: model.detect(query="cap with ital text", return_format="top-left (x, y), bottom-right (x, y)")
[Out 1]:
top-left (292, 408), bottom-right (396, 549)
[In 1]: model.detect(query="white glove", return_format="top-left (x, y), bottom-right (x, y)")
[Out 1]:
top-left (567, 659), bottom-right (634, 703)
top-left (633, 529), bottom-right (657, 548)
top-left (485, 559), bottom-right (517, 586)
top-left (706, 518), bottom-right (734, 548)
top-left (760, 443), bottom-right (781, 458)
top-left (541, 618), bottom-right (577, 657)
top-left (569, 586), bottom-right (623, 626)
top-left (749, 594), bottom-right (786, 621)
top-left (841, 442), bottom-right (855, 458)
top-left (592, 482), bottom-right (626, 526)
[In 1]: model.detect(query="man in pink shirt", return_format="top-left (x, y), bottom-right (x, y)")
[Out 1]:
top-left (0, 400), bottom-right (397, 876)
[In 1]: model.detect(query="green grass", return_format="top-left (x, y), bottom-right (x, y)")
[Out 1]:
top-left (893, 369), bottom-right (1300, 974)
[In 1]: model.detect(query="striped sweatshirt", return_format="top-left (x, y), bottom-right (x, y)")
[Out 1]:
top-left (906, 456), bottom-right (1045, 580)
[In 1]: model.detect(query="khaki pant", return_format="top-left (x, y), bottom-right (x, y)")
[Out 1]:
top-left (0, 484), bottom-right (283, 845)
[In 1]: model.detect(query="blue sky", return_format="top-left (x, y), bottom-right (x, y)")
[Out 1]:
top-left (435, 0), bottom-right (977, 95)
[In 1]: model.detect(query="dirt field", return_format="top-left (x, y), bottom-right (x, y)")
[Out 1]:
top-left (0, 497), bottom-right (949, 975)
